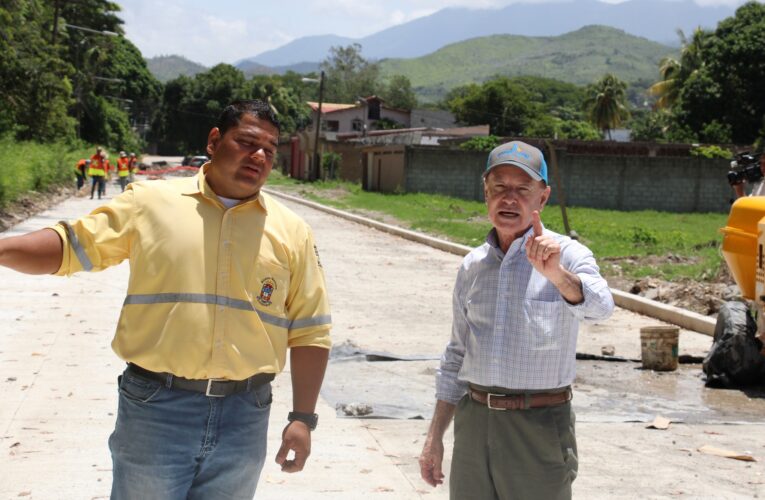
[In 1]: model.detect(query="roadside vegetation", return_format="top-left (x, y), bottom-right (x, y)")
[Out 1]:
top-left (268, 171), bottom-right (728, 283)
top-left (0, 136), bottom-right (90, 207)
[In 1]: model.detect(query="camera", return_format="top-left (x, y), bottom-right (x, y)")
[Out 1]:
top-left (727, 152), bottom-right (763, 186)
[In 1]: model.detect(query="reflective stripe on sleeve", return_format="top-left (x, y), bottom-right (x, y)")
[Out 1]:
top-left (123, 293), bottom-right (330, 330)
top-left (61, 222), bottom-right (93, 271)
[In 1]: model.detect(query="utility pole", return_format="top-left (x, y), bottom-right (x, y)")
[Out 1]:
top-left (313, 71), bottom-right (325, 181)
top-left (302, 71), bottom-right (326, 181)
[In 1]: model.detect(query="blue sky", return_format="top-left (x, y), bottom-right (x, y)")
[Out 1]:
top-left (117, 0), bottom-right (752, 67)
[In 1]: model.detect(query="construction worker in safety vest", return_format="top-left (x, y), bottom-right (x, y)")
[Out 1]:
top-left (88, 147), bottom-right (107, 200)
top-left (74, 159), bottom-right (89, 191)
top-left (103, 154), bottom-right (113, 195)
top-left (128, 152), bottom-right (137, 183)
top-left (117, 151), bottom-right (130, 192)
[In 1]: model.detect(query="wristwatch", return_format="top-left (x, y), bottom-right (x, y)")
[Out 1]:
top-left (288, 411), bottom-right (318, 431)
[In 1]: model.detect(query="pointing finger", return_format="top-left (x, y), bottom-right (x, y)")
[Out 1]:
top-left (532, 211), bottom-right (543, 237)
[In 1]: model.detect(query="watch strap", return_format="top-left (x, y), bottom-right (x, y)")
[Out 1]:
top-left (288, 411), bottom-right (318, 430)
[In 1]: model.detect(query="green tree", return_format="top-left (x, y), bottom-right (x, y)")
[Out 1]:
top-left (0, 0), bottom-right (76, 141)
top-left (459, 135), bottom-right (502, 152)
top-left (679, 2), bottom-right (765, 144)
top-left (151, 65), bottom-right (246, 154)
top-left (447, 78), bottom-right (538, 136)
top-left (629, 111), bottom-right (668, 142)
top-left (584, 73), bottom-right (630, 139)
top-left (556, 120), bottom-right (601, 140)
top-left (320, 44), bottom-right (381, 103)
top-left (648, 28), bottom-right (706, 111)
top-left (648, 57), bottom-right (682, 110)
top-left (383, 75), bottom-right (417, 110)
top-left (28, 0), bottom-right (162, 149)
top-left (508, 76), bottom-right (587, 117)
top-left (247, 74), bottom-right (312, 133)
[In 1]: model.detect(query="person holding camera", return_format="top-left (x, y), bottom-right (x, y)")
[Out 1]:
top-left (730, 152), bottom-right (765, 198)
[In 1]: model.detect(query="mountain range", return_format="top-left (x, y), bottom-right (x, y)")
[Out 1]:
top-left (241, 0), bottom-right (733, 67)
top-left (382, 25), bottom-right (674, 102)
top-left (145, 0), bottom-right (734, 98)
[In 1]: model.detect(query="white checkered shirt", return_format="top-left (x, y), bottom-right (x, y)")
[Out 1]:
top-left (436, 225), bottom-right (614, 404)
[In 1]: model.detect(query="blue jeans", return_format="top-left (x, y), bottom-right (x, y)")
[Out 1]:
top-left (91, 176), bottom-right (105, 198)
top-left (109, 368), bottom-right (272, 500)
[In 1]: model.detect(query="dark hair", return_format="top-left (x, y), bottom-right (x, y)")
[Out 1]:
top-left (215, 99), bottom-right (281, 136)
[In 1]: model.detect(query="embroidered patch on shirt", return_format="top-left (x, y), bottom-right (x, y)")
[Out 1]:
top-left (257, 278), bottom-right (276, 306)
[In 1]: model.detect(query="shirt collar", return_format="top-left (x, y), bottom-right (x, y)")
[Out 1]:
top-left (182, 162), bottom-right (268, 213)
top-left (485, 225), bottom-right (536, 259)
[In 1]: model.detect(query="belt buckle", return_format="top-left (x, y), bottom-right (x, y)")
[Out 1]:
top-left (487, 393), bottom-right (507, 411)
top-left (205, 379), bottom-right (227, 398)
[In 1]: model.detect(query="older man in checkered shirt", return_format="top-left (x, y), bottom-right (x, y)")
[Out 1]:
top-left (419, 140), bottom-right (614, 500)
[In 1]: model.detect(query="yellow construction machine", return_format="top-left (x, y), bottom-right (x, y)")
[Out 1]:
top-left (713, 196), bottom-right (765, 386)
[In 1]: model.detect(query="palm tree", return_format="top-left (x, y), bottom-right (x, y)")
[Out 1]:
top-left (648, 28), bottom-right (707, 110)
top-left (584, 74), bottom-right (630, 140)
top-left (648, 57), bottom-right (681, 109)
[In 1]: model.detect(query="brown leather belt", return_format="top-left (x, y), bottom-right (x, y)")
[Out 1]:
top-left (127, 363), bottom-right (274, 398)
top-left (469, 387), bottom-right (572, 410)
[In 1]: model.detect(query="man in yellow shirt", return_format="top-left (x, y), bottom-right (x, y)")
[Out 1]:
top-left (0, 100), bottom-right (331, 499)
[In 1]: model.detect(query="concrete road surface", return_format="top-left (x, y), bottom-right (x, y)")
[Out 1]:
top-left (1, 183), bottom-right (764, 499)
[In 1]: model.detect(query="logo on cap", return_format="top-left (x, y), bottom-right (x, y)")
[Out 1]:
top-left (497, 143), bottom-right (531, 162)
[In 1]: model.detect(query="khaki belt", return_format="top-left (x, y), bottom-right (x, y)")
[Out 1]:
top-left (127, 363), bottom-right (274, 398)
top-left (469, 387), bottom-right (572, 410)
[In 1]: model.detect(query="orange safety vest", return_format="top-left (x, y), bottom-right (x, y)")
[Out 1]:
top-left (88, 154), bottom-right (106, 177)
top-left (75, 159), bottom-right (88, 175)
top-left (117, 157), bottom-right (130, 177)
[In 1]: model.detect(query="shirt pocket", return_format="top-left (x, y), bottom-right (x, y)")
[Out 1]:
top-left (250, 258), bottom-right (291, 315)
top-left (523, 299), bottom-right (563, 351)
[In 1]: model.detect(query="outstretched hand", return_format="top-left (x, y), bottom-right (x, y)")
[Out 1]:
top-left (525, 211), bottom-right (562, 280)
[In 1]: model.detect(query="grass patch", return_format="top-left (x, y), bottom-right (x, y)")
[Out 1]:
top-left (267, 171), bottom-right (728, 282)
top-left (0, 136), bottom-right (91, 207)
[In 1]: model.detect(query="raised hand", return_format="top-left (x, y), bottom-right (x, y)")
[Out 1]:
top-left (525, 211), bottom-right (562, 280)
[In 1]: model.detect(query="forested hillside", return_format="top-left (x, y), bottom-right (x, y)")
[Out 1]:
top-left (381, 26), bottom-right (674, 102)
top-left (145, 55), bottom-right (207, 82)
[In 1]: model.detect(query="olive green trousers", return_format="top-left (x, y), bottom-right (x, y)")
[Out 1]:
top-left (449, 393), bottom-right (578, 500)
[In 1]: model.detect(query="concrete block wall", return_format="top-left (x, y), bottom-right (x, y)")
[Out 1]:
top-left (404, 146), bottom-right (734, 213)
top-left (405, 147), bottom-right (486, 201)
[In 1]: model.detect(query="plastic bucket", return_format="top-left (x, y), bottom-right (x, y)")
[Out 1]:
top-left (640, 326), bottom-right (679, 371)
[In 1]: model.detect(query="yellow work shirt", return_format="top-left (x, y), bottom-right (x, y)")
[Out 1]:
top-left (51, 166), bottom-right (331, 380)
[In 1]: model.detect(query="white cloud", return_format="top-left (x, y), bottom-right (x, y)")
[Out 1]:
top-left (118, 0), bottom-right (759, 66)
top-left (119, 0), bottom-right (296, 66)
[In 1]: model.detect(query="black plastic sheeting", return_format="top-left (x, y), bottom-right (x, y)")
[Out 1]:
top-left (320, 342), bottom-right (440, 420)
top-left (703, 301), bottom-right (765, 388)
